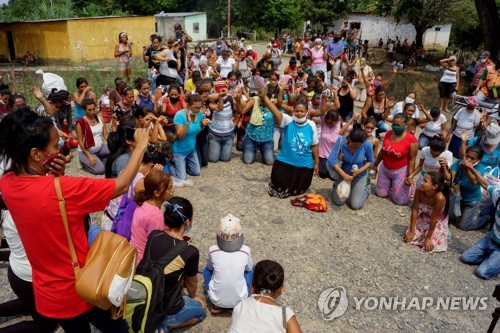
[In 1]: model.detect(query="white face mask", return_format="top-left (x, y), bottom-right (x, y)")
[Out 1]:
top-left (405, 97), bottom-right (414, 104)
top-left (481, 59), bottom-right (487, 63)
top-left (315, 45), bottom-right (322, 49)
top-left (293, 111), bottom-right (309, 124)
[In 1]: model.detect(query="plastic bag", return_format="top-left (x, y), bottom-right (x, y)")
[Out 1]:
top-left (35, 70), bottom-right (67, 97)
top-left (337, 180), bottom-right (351, 201)
top-left (451, 189), bottom-right (462, 218)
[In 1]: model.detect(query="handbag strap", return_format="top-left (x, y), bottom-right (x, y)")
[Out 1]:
top-left (54, 177), bottom-right (80, 272)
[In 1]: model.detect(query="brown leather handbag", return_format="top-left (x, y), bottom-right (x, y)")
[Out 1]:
top-left (55, 177), bottom-right (137, 319)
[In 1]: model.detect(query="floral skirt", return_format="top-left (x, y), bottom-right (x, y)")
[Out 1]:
top-left (407, 203), bottom-right (449, 252)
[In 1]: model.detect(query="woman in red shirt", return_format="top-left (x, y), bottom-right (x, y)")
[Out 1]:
top-left (371, 113), bottom-right (418, 205)
top-left (0, 108), bottom-right (150, 332)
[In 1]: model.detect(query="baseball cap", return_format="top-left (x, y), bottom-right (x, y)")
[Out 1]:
top-left (216, 214), bottom-right (244, 252)
top-left (480, 51), bottom-right (490, 58)
top-left (174, 23), bottom-right (182, 31)
top-left (484, 123), bottom-right (500, 146)
top-left (246, 45), bottom-right (252, 51)
top-left (273, 42), bottom-right (279, 47)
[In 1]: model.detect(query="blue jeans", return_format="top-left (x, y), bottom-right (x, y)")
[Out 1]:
top-left (169, 150), bottom-right (200, 180)
top-left (377, 120), bottom-right (390, 134)
top-left (208, 132), bottom-right (233, 162)
top-left (160, 296), bottom-right (207, 328)
top-left (202, 266), bottom-right (253, 297)
top-left (461, 235), bottom-right (500, 280)
top-left (449, 190), bottom-right (483, 230)
top-left (418, 133), bottom-right (431, 150)
top-left (332, 171), bottom-right (371, 210)
top-left (242, 135), bottom-right (274, 165)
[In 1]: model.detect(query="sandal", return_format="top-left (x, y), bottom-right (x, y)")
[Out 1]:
top-left (210, 304), bottom-right (222, 314)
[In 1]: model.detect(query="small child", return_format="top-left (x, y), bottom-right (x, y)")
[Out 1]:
top-left (228, 260), bottom-right (302, 332)
top-left (404, 171), bottom-right (449, 252)
top-left (203, 214), bottom-right (253, 313)
top-left (363, 116), bottom-right (380, 156)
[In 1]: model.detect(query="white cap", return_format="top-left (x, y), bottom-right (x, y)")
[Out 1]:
top-left (216, 214), bottom-right (244, 252)
top-left (246, 45), bottom-right (252, 51)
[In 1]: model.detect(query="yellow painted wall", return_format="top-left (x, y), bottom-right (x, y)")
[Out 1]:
top-left (67, 16), bottom-right (155, 62)
top-left (0, 21), bottom-right (71, 62)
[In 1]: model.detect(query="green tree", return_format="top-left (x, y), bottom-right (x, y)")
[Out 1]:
top-left (300, 0), bottom-right (349, 29)
top-left (474, 0), bottom-right (500, 58)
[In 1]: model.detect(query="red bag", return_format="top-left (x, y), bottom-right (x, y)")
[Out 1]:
top-left (290, 194), bottom-right (328, 212)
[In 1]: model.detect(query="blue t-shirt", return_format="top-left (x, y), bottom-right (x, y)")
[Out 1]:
top-left (172, 111), bottom-right (203, 155)
top-left (276, 115), bottom-right (319, 169)
top-left (467, 136), bottom-right (500, 169)
top-left (451, 160), bottom-right (485, 203)
top-left (74, 103), bottom-right (85, 120)
top-left (487, 186), bottom-right (500, 244)
top-left (245, 106), bottom-right (275, 143)
top-left (328, 136), bottom-right (375, 176)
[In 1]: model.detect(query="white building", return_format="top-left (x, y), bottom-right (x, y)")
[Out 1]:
top-left (154, 12), bottom-right (207, 42)
top-left (328, 13), bottom-right (451, 50)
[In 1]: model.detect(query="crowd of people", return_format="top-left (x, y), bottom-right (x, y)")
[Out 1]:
top-left (0, 22), bottom-right (498, 333)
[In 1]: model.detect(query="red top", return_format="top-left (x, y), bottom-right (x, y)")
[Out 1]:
top-left (162, 96), bottom-right (184, 120)
top-left (381, 130), bottom-right (417, 170)
top-left (0, 174), bottom-right (115, 318)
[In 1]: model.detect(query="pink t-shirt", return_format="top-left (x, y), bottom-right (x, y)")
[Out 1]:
top-left (130, 202), bottom-right (166, 265)
top-left (319, 116), bottom-right (341, 158)
top-left (311, 47), bottom-right (326, 66)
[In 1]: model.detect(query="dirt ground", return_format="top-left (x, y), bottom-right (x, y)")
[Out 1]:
top-left (0, 45), bottom-right (497, 333)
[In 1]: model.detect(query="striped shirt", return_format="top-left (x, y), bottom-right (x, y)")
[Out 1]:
top-left (209, 96), bottom-right (234, 135)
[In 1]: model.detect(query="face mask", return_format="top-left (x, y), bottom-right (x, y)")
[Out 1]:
top-left (315, 45), bottom-right (321, 50)
top-left (169, 96), bottom-right (179, 103)
top-left (361, 61), bottom-right (366, 66)
top-left (298, 72), bottom-right (304, 77)
top-left (481, 59), bottom-right (486, 63)
top-left (405, 97), bottom-right (414, 104)
top-left (293, 111), bottom-right (308, 124)
top-left (228, 81), bottom-right (237, 88)
top-left (334, 37), bottom-right (340, 43)
top-left (374, 80), bottom-right (381, 87)
top-left (268, 81), bottom-right (277, 87)
top-left (184, 222), bottom-right (192, 234)
top-left (305, 37), bottom-right (310, 42)
top-left (40, 147), bottom-right (62, 169)
top-left (392, 124), bottom-right (405, 135)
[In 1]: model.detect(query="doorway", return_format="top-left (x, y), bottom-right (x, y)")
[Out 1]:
top-left (6, 31), bottom-right (15, 61)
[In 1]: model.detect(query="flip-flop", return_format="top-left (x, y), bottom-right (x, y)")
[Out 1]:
top-left (210, 304), bottom-right (222, 314)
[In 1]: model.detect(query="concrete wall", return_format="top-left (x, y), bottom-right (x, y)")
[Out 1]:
top-left (183, 14), bottom-right (207, 41)
top-left (328, 14), bottom-right (451, 50)
top-left (67, 16), bottom-right (155, 62)
top-left (0, 21), bottom-right (71, 62)
top-left (156, 17), bottom-right (185, 42)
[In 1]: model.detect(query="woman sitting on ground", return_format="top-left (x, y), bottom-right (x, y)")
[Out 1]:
top-left (371, 113), bottom-right (418, 205)
top-left (405, 171), bottom-right (449, 252)
top-left (105, 115), bottom-right (138, 179)
top-left (442, 145), bottom-right (486, 231)
top-left (134, 77), bottom-right (156, 111)
top-left (361, 86), bottom-right (394, 135)
top-left (73, 77), bottom-right (97, 121)
top-left (76, 99), bottom-right (109, 175)
top-left (130, 170), bottom-right (173, 265)
top-left (112, 86), bottom-right (136, 132)
top-left (228, 260), bottom-right (302, 333)
top-left (328, 121), bottom-right (374, 210)
top-left (263, 88), bottom-right (319, 198)
top-left (153, 197), bottom-right (207, 332)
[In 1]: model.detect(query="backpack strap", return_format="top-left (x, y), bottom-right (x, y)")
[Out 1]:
top-left (282, 306), bottom-right (287, 330)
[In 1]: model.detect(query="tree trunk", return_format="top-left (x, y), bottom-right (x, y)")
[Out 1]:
top-left (474, 0), bottom-right (500, 59)
top-left (414, 26), bottom-right (425, 49)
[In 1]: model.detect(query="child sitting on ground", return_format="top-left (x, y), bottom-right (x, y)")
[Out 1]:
top-left (228, 260), bottom-right (302, 333)
top-left (404, 171), bottom-right (449, 252)
top-left (203, 214), bottom-right (253, 313)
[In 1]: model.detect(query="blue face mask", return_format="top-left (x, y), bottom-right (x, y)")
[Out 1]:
top-left (184, 223), bottom-right (192, 234)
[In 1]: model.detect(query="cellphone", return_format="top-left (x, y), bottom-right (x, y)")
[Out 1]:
top-left (126, 127), bottom-right (135, 142)
top-left (42, 154), bottom-right (58, 169)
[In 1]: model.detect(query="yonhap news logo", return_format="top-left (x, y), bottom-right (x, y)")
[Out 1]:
top-left (317, 286), bottom-right (489, 321)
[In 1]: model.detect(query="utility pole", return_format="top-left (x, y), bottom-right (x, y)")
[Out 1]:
top-left (227, 0), bottom-right (231, 38)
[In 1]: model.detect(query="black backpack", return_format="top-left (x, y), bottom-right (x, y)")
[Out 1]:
top-left (125, 230), bottom-right (188, 333)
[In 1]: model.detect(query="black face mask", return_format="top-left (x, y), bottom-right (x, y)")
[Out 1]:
top-left (333, 37), bottom-right (340, 43)
top-left (298, 72), bottom-right (304, 77)
top-left (169, 96), bottom-right (179, 103)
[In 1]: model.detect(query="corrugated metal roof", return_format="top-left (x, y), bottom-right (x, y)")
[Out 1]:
top-left (154, 12), bottom-right (205, 17)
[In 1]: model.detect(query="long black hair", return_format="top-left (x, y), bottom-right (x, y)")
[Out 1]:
top-left (105, 115), bottom-right (137, 178)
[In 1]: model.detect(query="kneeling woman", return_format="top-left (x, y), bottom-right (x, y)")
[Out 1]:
top-left (170, 94), bottom-right (211, 180)
top-left (328, 123), bottom-right (374, 210)
top-left (264, 90), bottom-right (319, 198)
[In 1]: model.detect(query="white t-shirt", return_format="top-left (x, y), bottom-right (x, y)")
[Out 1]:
top-left (207, 244), bottom-right (253, 308)
top-left (3, 210), bottom-right (32, 282)
top-left (158, 49), bottom-right (178, 78)
top-left (452, 108), bottom-right (481, 138)
top-left (216, 57), bottom-right (236, 78)
top-left (422, 114), bottom-right (447, 137)
top-left (78, 118), bottom-right (104, 154)
top-left (417, 147), bottom-right (453, 185)
top-left (391, 101), bottom-right (420, 119)
top-left (228, 296), bottom-right (295, 333)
